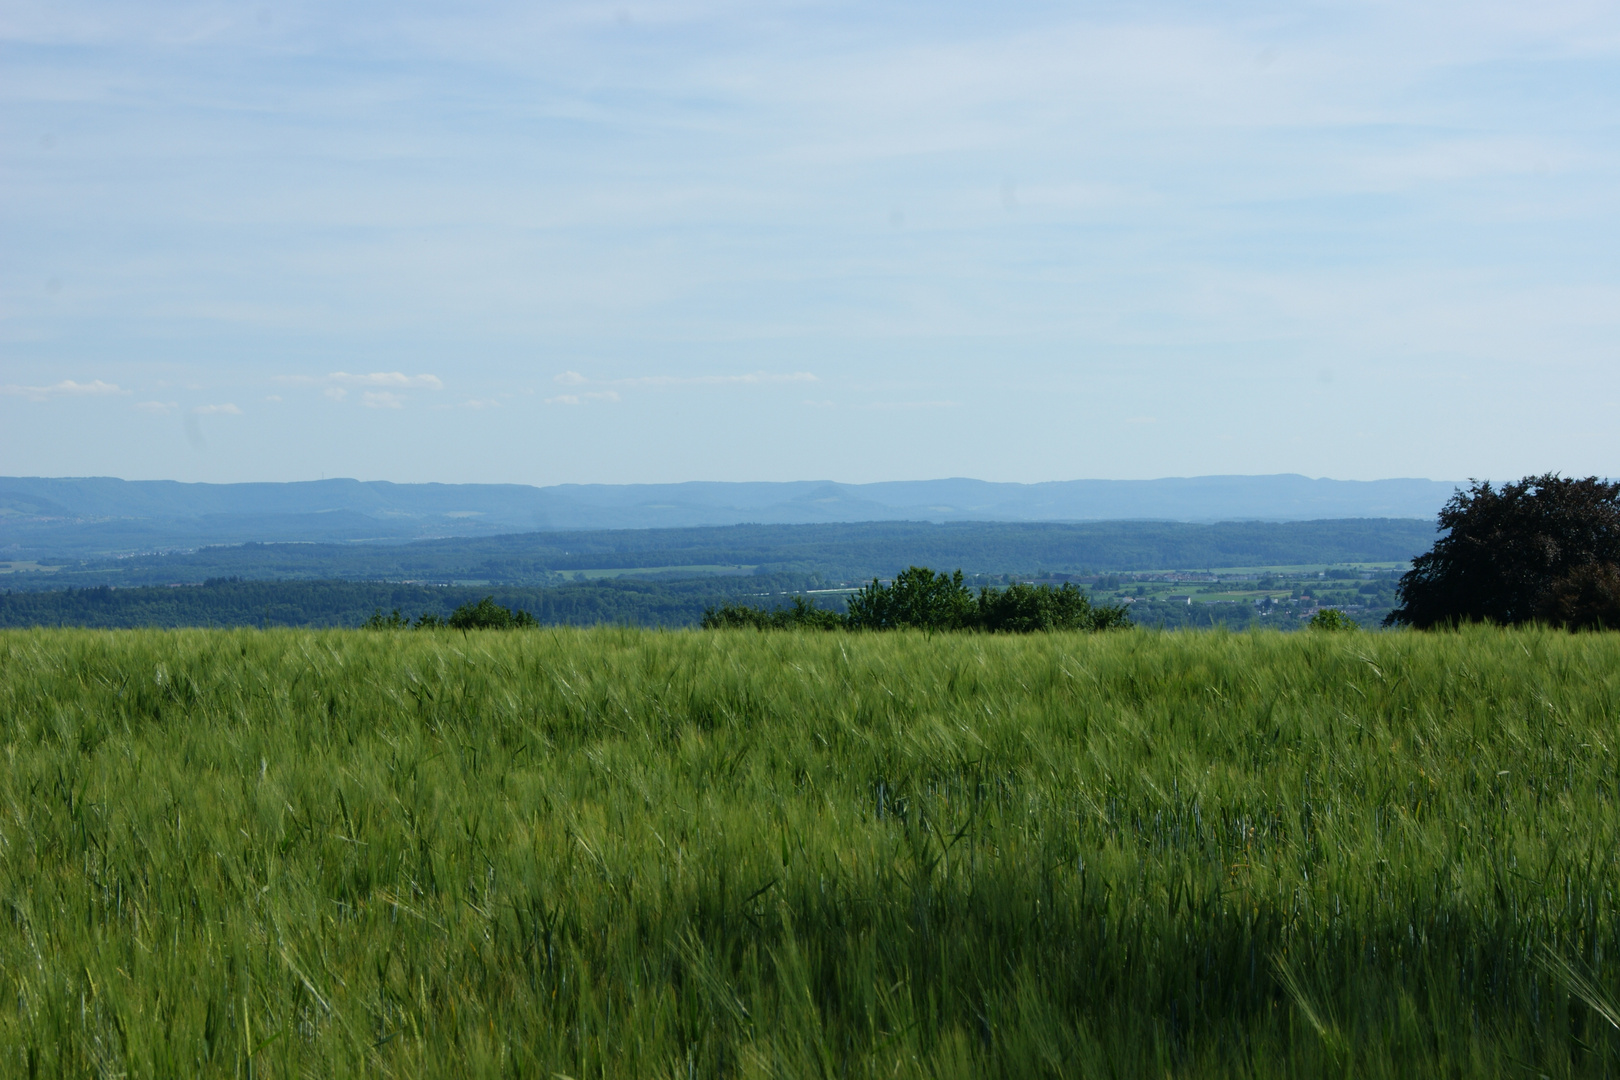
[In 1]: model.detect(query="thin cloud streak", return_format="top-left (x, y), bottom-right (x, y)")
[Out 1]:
top-left (554, 371), bottom-right (818, 388)
top-left (330, 372), bottom-right (444, 390)
top-left (1, 379), bottom-right (129, 400)
top-left (545, 391), bottom-right (621, 406)
top-left (276, 372), bottom-right (444, 390)
top-left (854, 400), bottom-right (960, 412)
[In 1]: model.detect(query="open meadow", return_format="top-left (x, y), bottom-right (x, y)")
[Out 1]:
top-left (3, 626), bottom-right (1620, 1077)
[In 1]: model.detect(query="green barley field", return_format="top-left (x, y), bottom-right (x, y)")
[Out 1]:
top-left (4, 626), bottom-right (1620, 1077)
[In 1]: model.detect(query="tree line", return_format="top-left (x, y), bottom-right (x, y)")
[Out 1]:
top-left (0, 574), bottom-right (828, 630)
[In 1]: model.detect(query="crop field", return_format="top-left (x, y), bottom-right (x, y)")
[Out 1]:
top-left (3, 627), bottom-right (1620, 1077)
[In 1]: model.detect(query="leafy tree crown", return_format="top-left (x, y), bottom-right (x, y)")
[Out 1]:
top-left (1387, 474), bottom-right (1620, 629)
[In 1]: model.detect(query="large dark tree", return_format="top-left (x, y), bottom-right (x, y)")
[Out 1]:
top-left (1387, 474), bottom-right (1620, 629)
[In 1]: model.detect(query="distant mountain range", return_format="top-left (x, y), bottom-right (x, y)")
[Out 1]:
top-left (0, 474), bottom-right (1459, 558)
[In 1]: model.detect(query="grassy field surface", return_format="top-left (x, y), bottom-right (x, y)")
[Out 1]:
top-left (3, 627), bottom-right (1620, 1077)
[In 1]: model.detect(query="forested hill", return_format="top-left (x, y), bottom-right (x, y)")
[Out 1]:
top-left (0, 474), bottom-right (1457, 556)
top-left (4, 518), bottom-right (1437, 590)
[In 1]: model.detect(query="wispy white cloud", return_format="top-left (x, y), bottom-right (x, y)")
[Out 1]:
top-left (1, 379), bottom-right (129, 400)
top-left (135, 400), bottom-right (178, 413)
top-left (556, 371), bottom-right (818, 388)
top-left (855, 400), bottom-right (959, 411)
top-left (52, 379), bottom-right (128, 395)
top-left (545, 370), bottom-right (815, 405)
top-left (624, 372), bottom-right (818, 387)
top-left (545, 390), bottom-right (621, 406)
top-left (271, 371), bottom-right (442, 409)
top-left (329, 371), bottom-right (443, 390)
top-left (278, 372), bottom-right (444, 390)
top-left (192, 403), bottom-right (241, 415)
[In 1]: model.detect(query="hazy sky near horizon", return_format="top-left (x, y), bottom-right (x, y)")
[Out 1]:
top-left (3, 0), bottom-right (1618, 485)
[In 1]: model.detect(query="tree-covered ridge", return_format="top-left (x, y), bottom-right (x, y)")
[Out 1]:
top-left (5, 517), bottom-right (1437, 591)
top-left (0, 474), bottom-right (1458, 557)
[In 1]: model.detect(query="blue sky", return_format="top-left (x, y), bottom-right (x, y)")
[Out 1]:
top-left (2, 0), bottom-right (1617, 485)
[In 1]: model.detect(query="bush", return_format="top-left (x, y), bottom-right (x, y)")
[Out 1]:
top-left (976, 581), bottom-right (1130, 632)
top-left (1308, 608), bottom-right (1359, 631)
top-left (845, 567), bottom-right (976, 631)
top-left (709, 572), bottom-right (1131, 634)
top-left (701, 595), bottom-right (843, 630)
top-left (362, 607), bottom-right (411, 630)
top-left (444, 596), bottom-right (538, 630)
top-left (700, 603), bottom-right (772, 630)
